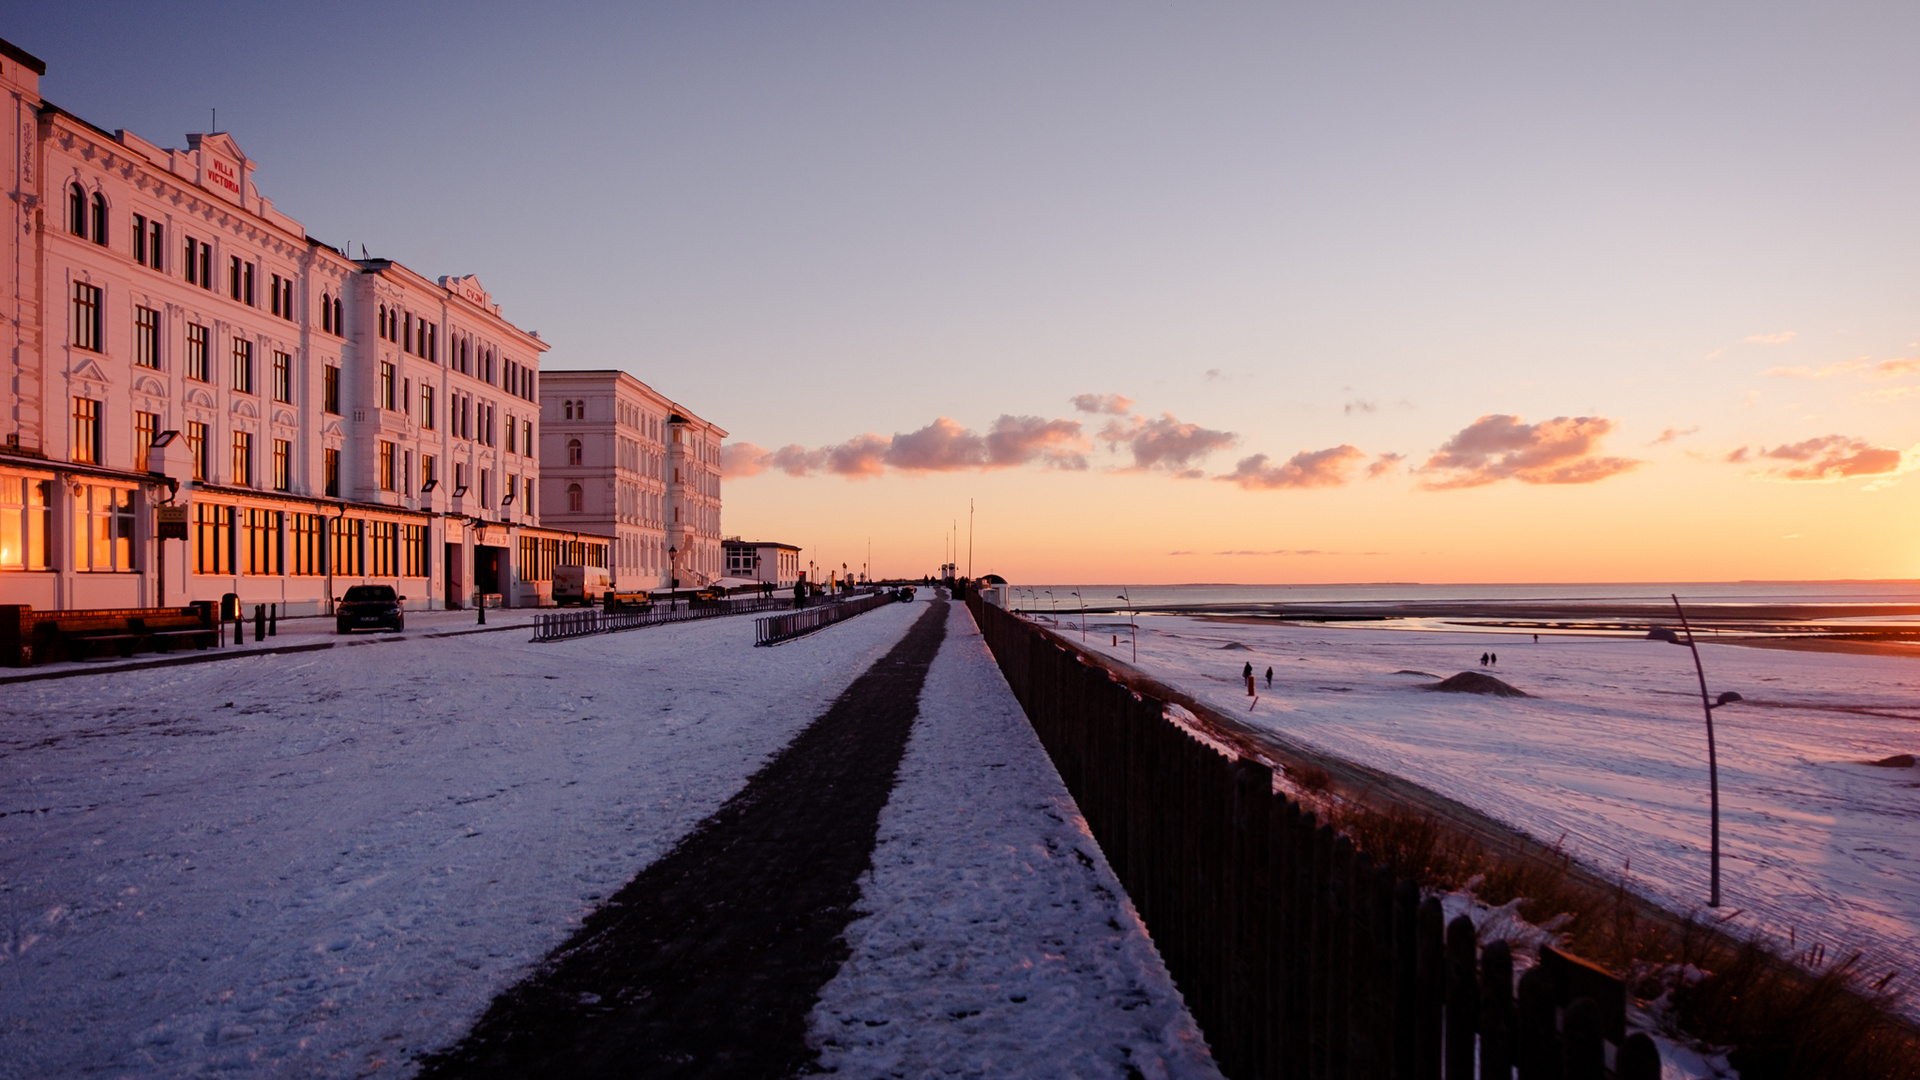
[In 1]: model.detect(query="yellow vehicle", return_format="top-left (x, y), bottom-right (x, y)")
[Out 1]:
top-left (603, 590), bottom-right (653, 612)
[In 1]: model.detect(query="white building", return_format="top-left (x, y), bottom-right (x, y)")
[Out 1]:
top-left (0, 36), bottom-right (602, 617)
top-left (723, 539), bottom-right (803, 587)
top-left (538, 370), bottom-right (726, 590)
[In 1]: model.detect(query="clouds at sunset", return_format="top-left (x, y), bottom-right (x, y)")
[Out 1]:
top-left (1725, 435), bottom-right (1909, 483)
top-left (1098, 413), bottom-right (1238, 476)
top-left (723, 415), bottom-right (1090, 479)
top-left (1070, 393), bottom-right (1134, 415)
top-left (1417, 415), bottom-right (1640, 490)
top-left (1217, 445), bottom-right (1366, 490)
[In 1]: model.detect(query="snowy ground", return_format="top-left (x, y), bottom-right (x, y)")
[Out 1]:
top-left (0, 600), bottom-right (1217, 1078)
top-left (1064, 613), bottom-right (1920, 1016)
top-left (0, 602), bottom-right (922, 1076)
top-left (809, 602), bottom-right (1219, 1079)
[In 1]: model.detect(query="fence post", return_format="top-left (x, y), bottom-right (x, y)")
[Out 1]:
top-left (1444, 914), bottom-right (1477, 1080)
top-left (1393, 877), bottom-right (1420, 1079)
top-left (1515, 965), bottom-right (1557, 1080)
top-left (1479, 938), bottom-right (1514, 1080)
top-left (1616, 1032), bottom-right (1661, 1080)
top-left (1370, 865), bottom-right (1396, 1080)
top-left (1326, 834), bottom-right (1352, 1080)
top-left (1562, 999), bottom-right (1603, 1080)
top-left (1348, 850), bottom-right (1376, 1079)
top-left (1414, 895), bottom-right (1444, 1080)
top-left (1309, 822), bottom-right (1334, 1080)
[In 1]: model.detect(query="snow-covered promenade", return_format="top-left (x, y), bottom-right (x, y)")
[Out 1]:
top-left (0, 600), bottom-right (1215, 1078)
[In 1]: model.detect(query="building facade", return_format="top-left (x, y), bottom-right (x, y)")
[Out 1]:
top-left (0, 37), bottom-right (599, 614)
top-left (722, 539), bottom-right (802, 587)
top-left (538, 370), bottom-right (725, 590)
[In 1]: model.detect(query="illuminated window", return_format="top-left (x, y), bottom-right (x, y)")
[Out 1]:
top-left (0, 476), bottom-right (52, 570)
top-left (70, 397), bottom-right (100, 464)
top-left (231, 432), bottom-right (254, 487)
top-left (135, 307), bottom-right (160, 367)
top-left (186, 421), bottom-right (208, 481)
top-left (135, 412), bottom-right (159, 472)
top-left (272, 439), bottom-right (291, 491)
top-left (186, 324), bottom-right (210, 381)
top-left (70, 282), bottom-right (102, 351)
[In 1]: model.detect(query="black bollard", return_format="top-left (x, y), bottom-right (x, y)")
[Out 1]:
top-left (235, 610), bottom-right (246, 645)
top-left (268, 603), bottom-right (277, 636)
top-left (254, 604), bottom-right (265, 641)
top-left (477, 598), bottom-right (486, 625)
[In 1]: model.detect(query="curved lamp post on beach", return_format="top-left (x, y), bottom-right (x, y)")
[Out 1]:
top-left (1071, 590), bottom-right (1087, 642)
top-left (1117, 589), bottom-right (1137, 663)
top-left (668, 545), bottom-right (678, 611)
top-left (1650, 594), bottom-right (1744, 908)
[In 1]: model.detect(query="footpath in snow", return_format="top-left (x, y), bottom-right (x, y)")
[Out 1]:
top-left (808, 601), bottom-right (1220, 1079)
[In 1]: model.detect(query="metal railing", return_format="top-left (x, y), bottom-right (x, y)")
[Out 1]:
top-left (531, 594), bottom-right (792, 643)
top-left (754, 591), bottom-right (894, 646)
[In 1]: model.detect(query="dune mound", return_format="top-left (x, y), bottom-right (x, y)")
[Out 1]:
top-left (1395, 670), bottom-right (1440, 678)
top-left (1867, 753), bottom-right (1916, 768)
top-left (1425, 671), bottom-right (1530, 697)
top-left (1218, 642), bottom-right (1251, 650)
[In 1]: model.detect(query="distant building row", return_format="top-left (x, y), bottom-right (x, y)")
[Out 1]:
top-left (0, 37), bottom-right (777, 614)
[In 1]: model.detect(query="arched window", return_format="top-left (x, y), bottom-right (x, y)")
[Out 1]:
top-left (321, 292), bottom-right (332, 333)
top-left (333, 297), bottom-right (343, 334)
top-left (69, 183), bottom-right (87, 237)
top-left (567, 483), bottom-right (583, 513)
top-left (377, 304), bottom-right (387, 338)
top-left (91, 193), bottom-right (108, 246)
top-left (567, 438), bottom-right (582, 466)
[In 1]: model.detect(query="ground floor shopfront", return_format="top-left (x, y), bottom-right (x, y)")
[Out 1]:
top-left (0, 454), bottom-right (604, 615)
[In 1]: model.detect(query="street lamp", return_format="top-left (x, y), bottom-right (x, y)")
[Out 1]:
top-left (1046, 588), bottom-right (1058, 623)
top-left (1650, 595), bottom-right (1743, 908)
top-left (1071, 590), bottom-right (1087, 642)
top-left (1117, 588), bottom-right (1137, 663)
top-left (668, 545), bottom-right (678, 611)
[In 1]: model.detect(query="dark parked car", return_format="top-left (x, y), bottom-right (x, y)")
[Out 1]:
top-left (336, 585), bottom-right (404, 633)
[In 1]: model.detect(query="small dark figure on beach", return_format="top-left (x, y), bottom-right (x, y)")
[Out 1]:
top-left (1480, 652), bottom-right (1489, 666)
top-left (1265, 666), bottom-right (1273, 688)
top-left (1243, 661), bottom-right (1253, 681)
top-left (1533, 633), bottom-right (1539, 643)
top-left (1491, 652), bottom-right (1498, 665)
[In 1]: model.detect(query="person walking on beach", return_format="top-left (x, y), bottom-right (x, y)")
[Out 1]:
top-left (1480, 652), bottom-right (1489, 667)
top-left (1490, 652), bottom-right (1498, 666)
top-left (1243, 661), bottom-right (1255, 696)
top-left (1265, 666), bottom-right (1273, 688)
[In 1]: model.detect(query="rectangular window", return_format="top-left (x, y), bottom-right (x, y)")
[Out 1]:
top-left (72, 486), bottom-right (136, 572)
top-left (524, 476), bottom-right (533, 508)
top-left (330, 516), bottom-right (363, 576)
top-left (229, 256), bottom-right (255, 304)
top-left (289, 513), bottom-right (325, 575)
top-left (71, 282), bottom-right (103, 351)
top-left (421, 454), bottom-right (436, 491)
top-left (242, 508), bottom-right (281, 575)
top-left (231, 431), bottom-right (253, 487)
top-left (454, 462), bottom-right (466, 495)
top-left (231, 338), bottom-right (253, 393)
top-left (369, 520), bottom-right (399, 577)
top-left (133, 214), bottom-right (147, 265)
top-left (524, 420), bottom-right (532, 453)
top-left (0, 475), bottom-right (52, 570)
top-left (379, 441), bottom-right (396, 491)
top-left (184, 237), bottom-right (211, 288)
top-left (421, 385), bottom-right (435, 430)
top-left (135, 412), bottom-right (159, 473)
top-left (186, 323), bottom-right (209, 381)
top-left (135, 306), bottom-right (160, 368)
top-left (194, 502), bottom-right (233, 574)
top-left (403, 524), bottom-right (429, 578)
top-left (323, 364), bottom-right (340, 414)
top-left (402, 378), bottom-right (411, 415)
top-left (380, 363), bottom-right (396, 411)
top-left (71, 397), bottom-right (100, 464)
top-left (186, 421), bottom-right (208, 481)
top-left (479, 468), bottom-right (492, 508)
top-left (272, 351), bottom-right (292, 403)
top-left (269, 274), bottom-right (294, 319)
top-left (323, 447), bottom-right (340, 497)
top-left (506, 413), bottom-right (516, 454)
top-left (272, 438), bottom-right (291, 491)
top-left (142, 218), bottom-right (163, 270)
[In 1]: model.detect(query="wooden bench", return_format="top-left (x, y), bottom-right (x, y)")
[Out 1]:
top-left (40, 621), bottom-right (145, 662)
top-left (131, 617), bottom-right (216, 653)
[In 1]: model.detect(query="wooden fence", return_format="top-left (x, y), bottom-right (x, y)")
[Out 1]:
top-left (754, 591), bottom-right (894, 646)
top-left (531, 595), bottom-right (790, 642)
top-left (965, 592), bottom-right (1661, 1080)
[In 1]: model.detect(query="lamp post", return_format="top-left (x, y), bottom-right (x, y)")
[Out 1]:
top-left (1651, 595), bottom-right (1743, 908)
top-left (1117, 588), bottom-right (1136, 663)
top-left (1046, 588), bottom-right (1057, 623)
top-left (668, 545), bottom-right (678, 611)
top-left (1071, 590), bottom-right (1087, 642)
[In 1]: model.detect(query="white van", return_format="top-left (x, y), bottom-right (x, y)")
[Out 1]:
top-left (553, 565), bottom-right (611, 606)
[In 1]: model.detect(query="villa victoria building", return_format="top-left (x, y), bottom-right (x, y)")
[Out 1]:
top-left (0, 38), bottom-right (604, 614)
